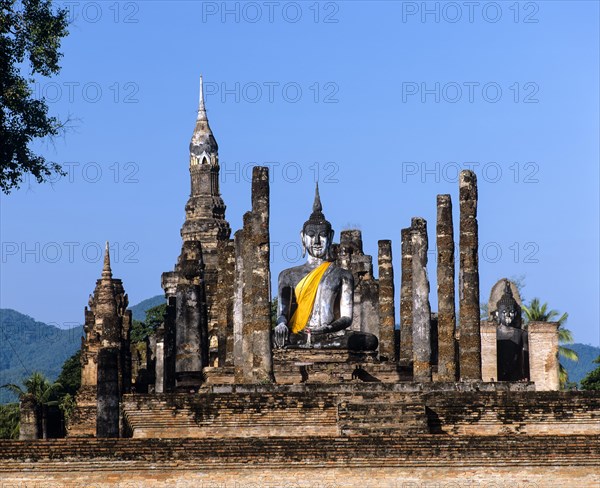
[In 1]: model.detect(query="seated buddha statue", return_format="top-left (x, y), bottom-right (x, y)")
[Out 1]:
top-left (494, 280), bottom-right (528, 381)
top-left (273, 185), bottom-right (378, 351)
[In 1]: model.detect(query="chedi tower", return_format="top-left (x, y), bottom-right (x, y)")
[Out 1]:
top-left (161, 76), bottom-right (231, 389)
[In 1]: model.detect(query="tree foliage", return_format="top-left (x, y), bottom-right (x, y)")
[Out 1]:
top-left (271, 297), bottom-right (278, 328)
top-left (2, 370), bottom-right (62, 404)
top-left (580, 356), bottom-right (600, 391)
top-left (0, 0), bottom-right (69, 193)
top-left (131, 303), bottom-right (167, 343)
top-left (0, 403), bottom-right (20, 439)
top-left (55, 349), bottom-right (80, 396)
top-left (1, 371), bottom-right (62, 438)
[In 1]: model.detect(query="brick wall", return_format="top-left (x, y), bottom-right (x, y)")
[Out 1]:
top-left (0, 436), bottom-right (598, 487)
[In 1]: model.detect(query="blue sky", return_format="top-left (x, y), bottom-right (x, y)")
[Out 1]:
top-left (1, 1), bottom-right (599, 346)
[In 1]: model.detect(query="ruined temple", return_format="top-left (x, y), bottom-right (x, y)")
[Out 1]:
top-left (69, 243), bottom-right (132, 437)
top-left (2, 78), bottom-right (599, 487)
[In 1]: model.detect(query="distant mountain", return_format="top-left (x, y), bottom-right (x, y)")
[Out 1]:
top-left (563, 343), bottom-right (600, 385)
top-left (0, 295), bottom-right (165, 404)
top-left (0, 309), bottom-right (83, 404)
top-left (129, 295), bottom-right (165, 322)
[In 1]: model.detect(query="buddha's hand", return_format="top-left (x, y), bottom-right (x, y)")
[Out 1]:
top-left (274, 320), bottom-right (289, 349)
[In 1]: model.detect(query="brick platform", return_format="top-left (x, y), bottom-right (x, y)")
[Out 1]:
top-left (0, 435), bottom-right (598, 487)
top-left (120, 386), bottom-right (599, 439)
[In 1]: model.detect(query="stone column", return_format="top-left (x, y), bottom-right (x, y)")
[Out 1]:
top-left (175, 282), bottom-right (208, 390)
top-left (96, 347), bottom-right (120, 438)
top-left (528, 322), bottom-right (560, 391)
top-left (399, 227), bottom-right (413, 364)
top-left (411, 217), bottom-right (432, 381)
top-left (241, 213), bottom-right (254, 382)
top-left (233, 229), bottom-right (245, 381)
top-left (338, 230), bottom-right (379, 336)
top-left (240, 166), bottom-right (273, 383)
top-left (163, 297), bottom-right (176, 392)
top-left (154, 324), bottom-right (165, 393)
top-left (19, 395), bottom-right (38, 440)
top-left (216, 241), bottom-right (235, 367)
top-left (436, 194), bottom-right (457, 381)
top-left (378, 240), bottom-right (396, 361)
top-left (458, 170), bottom-right (482, 380)
top-left (480, 322), bottom-right (498, 382)
top-left (174, 241), bottom-right (209, 391)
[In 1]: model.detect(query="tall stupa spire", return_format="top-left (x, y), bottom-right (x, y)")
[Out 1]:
top-left (191, 74), bottom-right (215, 150)
top-left (167, 74), bottom-right (231, 335)
top-left (197, 74), bottom-right (207, 120)
top-left (102, 241), bottom-right (113, 279)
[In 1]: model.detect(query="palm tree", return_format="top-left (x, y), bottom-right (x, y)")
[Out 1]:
top-left (2, 372), bottom-right (63, 439)
top-left (522, 298), bottom-right (578, 387)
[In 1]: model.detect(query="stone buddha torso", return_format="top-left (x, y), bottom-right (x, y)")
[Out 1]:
top-left (277, 261), bottom-right (353, 341)
top-left (273, 186), bottom-right (377, 351)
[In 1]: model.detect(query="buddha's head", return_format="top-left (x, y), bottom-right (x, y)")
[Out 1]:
top-left (494, 280), bottom-right (521, 328)
top-left (301, 184), bottom-right (334, 260)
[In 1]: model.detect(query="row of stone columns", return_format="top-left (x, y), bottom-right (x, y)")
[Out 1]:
top-left (395, 170), bottom-right (481, 381)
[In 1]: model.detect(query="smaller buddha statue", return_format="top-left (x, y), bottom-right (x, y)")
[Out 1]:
top-left (494, 280), bottom-right (528, 381)
top-left (273, 185), bottom-right (377, 351)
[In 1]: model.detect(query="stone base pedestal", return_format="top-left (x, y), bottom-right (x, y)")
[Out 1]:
top-left (203, 366), bottom-right (236, 385)
top-left (272, 349), bottom-right (407, 384)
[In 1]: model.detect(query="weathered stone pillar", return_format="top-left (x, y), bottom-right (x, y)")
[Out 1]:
top-left (233, 229), bottom-right (245, 381)
top-left (19, 395), bottom-right (38, 440)
top-left (241, 213), bottom-right (254, 382)
top-left (239, 166), bottom-right (273, 383)
top-left (153, 323), bottom-right (165, 393)
top-left (338, 230), bottom-right (379, 336)
top-left (458, 170), bottom-right (482, 380)
top-left (480, 322), bottom-right (498, 382)
top-left (96, 347), bottom-right (120, 438)
top-left (216, 240), bottom-right (235, 367)
top-left (411, 217), bottom-right (432, 381)
top-left (528, 322), bottom-right (560, 391)
top-left (378, 240), bottom-right (396, 361)
top-left (163, 297), bottom-right (176, 392)
top-left (436, 194), bottom-right (457, 381)
top-left (174, 241), bottom-right (209, 391)
top-left (399, 227), bottom-right (413, 365)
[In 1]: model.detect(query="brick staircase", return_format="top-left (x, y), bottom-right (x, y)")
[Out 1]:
top-left (122, 392), bottom-right (340, 438)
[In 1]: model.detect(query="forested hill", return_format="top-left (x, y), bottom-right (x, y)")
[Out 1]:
top-left (0, 296), bottom-right (165, 404)
top-left (129, 295), bottom-right (165, 322)
top-left (564, 343), bottom-right (600, 385)
top-left (0, 309), bottom-right (83, 403)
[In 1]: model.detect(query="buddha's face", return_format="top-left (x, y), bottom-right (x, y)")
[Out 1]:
top-left (496, 304), bottom-right (515, 327)
top-left (301, 224), bottom-right (333, 259)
